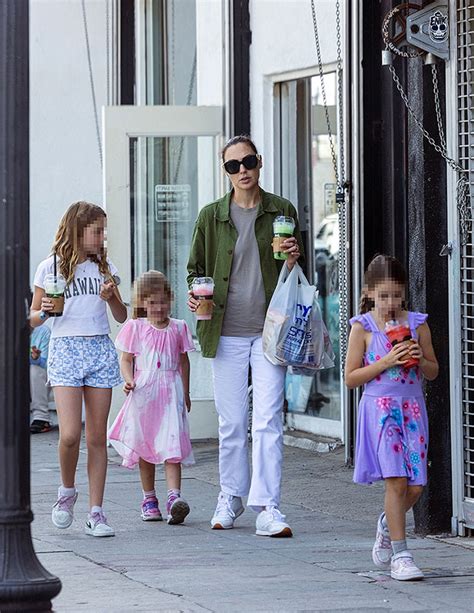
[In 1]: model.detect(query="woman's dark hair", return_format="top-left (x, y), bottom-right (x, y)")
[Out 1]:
top-left (359, 254), bottom-right (407, 314)
top-left (221, 134), bottom-right (258, 162)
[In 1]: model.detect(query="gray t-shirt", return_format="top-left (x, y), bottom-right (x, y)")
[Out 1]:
top-left (221, 202), bottom-right (267, 337)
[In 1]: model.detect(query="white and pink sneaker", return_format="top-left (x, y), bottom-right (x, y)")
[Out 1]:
top-left (85, 510), bottom-right (115, 537)
top-left (391, 552), bottom-right (424, 581)
top-left (372, 513), bottom-right (392, 568)
top-left (51, 490), bottom-right (78, 529)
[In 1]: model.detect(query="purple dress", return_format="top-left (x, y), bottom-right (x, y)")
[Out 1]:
top-left (349, 311), bottom-right (429, 486)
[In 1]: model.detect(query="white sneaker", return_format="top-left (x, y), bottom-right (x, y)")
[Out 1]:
top-left (255, 507), bottom-right (292, 538)
top-left (372, 513), bottom-right (392, 568)
top-left (85, 511), bottom-right (115, 537)
top-left (211, 492), bottom-right (244, 530)
top-left (51, 490), bottom-right (78, 529)
top-left (391, 552), bottom-right (424, 581)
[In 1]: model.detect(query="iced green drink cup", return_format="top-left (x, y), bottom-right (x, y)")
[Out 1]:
top-left (273, 216), bottom-right (295, 260)
top-left (44, 273), bottom-right (66, 317)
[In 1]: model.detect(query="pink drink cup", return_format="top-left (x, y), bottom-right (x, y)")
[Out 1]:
top-left (192, 279), bottom-right (214, 321)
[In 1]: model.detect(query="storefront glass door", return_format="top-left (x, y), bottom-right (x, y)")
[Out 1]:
top-left (276, 73), bottom-right (343, 439)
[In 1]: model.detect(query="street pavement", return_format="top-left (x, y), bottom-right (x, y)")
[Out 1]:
top-left (31, 430), bottom-right (474, 612)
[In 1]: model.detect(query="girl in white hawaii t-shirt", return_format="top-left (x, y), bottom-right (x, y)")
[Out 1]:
top-left (31, 201), bottom-right (127, 537)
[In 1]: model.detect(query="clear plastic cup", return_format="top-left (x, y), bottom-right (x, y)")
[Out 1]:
top-left (44, 273), bottom-right (67, 317)
top-left (192, 277), bottom-right (215, 321)
top-left (273, 216), bottom-right (295, 260)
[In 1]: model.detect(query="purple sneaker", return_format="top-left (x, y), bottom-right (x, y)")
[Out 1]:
top-left (141, 497), bottom-right (163, 522)
top-left (167, 494), bottom-right (190, 525)
top-left (85, 510), bottom-right (115, 537)
top-left (52, 491), bottom-right (78, 529)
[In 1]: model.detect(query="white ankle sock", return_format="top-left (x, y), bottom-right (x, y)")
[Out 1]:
top-left (392, 539), bottom-right (408, 556)
top-left (143, 489), bottom-right (156, 499)
top-left (59, 485), bottom-right (76, 497)
top-left (90, 505), bottom-right (102, 515)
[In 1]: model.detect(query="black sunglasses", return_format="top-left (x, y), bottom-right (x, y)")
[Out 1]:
top-left (223, 154), bottom-right (261, 175)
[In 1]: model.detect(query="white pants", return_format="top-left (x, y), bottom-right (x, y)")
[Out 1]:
top-left (212, 336), bottom-right (286, 509)
top-left (30, 364), bottom-right (50, 422)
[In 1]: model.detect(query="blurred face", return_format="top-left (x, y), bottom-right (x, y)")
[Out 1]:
top-left (369, 279), bottom-right (405, 319)
top-left (81, 217), bottom-right (105, 256)
top-left (144, 291), bottom-right (170, 322)
top-left (223, 142), bottom-right (261, 191)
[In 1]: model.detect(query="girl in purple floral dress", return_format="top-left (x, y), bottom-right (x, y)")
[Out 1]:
top-left (345, 255), bottom-right (438, 582)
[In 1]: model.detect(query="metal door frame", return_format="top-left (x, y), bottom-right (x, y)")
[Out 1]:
top-left (447, 0), bottom-right (474, 536)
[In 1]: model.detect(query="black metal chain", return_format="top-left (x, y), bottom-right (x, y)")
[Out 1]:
top-left (81, 0), bottom-right (102, 169)
top-left (310, 0), bottom-right (344, 193)
top-left (382, 6), bottom-right (471, 245)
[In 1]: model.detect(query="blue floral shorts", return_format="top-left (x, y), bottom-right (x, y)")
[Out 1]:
top-left (48, 335), bottom-right (122, 388)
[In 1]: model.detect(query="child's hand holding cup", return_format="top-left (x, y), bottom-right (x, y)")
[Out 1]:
top-left (384, 321), bottom-right (419, 369)
top-left (44, 273), bottom-right (67, 317)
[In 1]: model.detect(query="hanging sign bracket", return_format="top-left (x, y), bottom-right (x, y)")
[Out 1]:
top-left (406, 1), bottom-right (449, 60)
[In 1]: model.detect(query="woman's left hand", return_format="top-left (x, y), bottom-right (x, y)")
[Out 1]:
top-left (281, 237), bottom-right (301, 270)
top-left (100, 281), bottom-right (115, 302)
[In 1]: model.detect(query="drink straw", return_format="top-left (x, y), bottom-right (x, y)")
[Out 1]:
top-left (53, 252), bottom-right (57, 280)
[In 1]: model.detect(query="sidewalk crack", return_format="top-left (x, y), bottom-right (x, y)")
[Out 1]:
top-left (70, 551), bottom-right (215, 612)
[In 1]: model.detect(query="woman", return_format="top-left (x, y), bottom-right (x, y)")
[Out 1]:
top-left (187, 135), bottom-right (303, 537)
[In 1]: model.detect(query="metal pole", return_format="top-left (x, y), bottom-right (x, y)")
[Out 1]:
top-left (344, 0), bottom-right (361, 462)
top-left (0, 1), bottom-right (62, 609)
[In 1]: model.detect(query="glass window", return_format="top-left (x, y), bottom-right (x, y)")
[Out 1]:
top-left (277, 72), bottom-right (341, 422)
top-left (143, 0), bottom-right (223, 107)
top-left (130, 135), bottom-right (215, 327)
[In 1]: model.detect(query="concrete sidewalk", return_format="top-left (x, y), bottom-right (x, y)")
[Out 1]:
top-left (31, 431), bottom-right (474, 612)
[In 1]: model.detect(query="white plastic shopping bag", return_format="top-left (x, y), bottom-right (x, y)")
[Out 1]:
top-left (262, 264), bottom-right (296, 365)
top-left (263, 263), bottom-right (334, 371)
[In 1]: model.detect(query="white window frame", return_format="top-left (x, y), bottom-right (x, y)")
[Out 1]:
top-left (270, 63), bottom-right (345, 442)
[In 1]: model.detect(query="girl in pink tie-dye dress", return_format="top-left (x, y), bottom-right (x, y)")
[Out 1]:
top-left (108, 271), bottom-right (195, 525)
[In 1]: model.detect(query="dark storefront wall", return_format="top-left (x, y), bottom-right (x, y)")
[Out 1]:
top-left (361, 0), bottom-right (451, 534)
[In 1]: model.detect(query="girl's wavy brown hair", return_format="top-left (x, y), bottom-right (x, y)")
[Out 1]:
top-left (52, 201), bottom-right (111, 284)
top-left (132, 270), bottom-right (173, 319)
top-left (359, 254), bottom-right (407, 314)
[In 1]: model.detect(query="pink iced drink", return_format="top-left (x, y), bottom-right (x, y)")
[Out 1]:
top-left (192, 278), bottom-right (214, 320)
